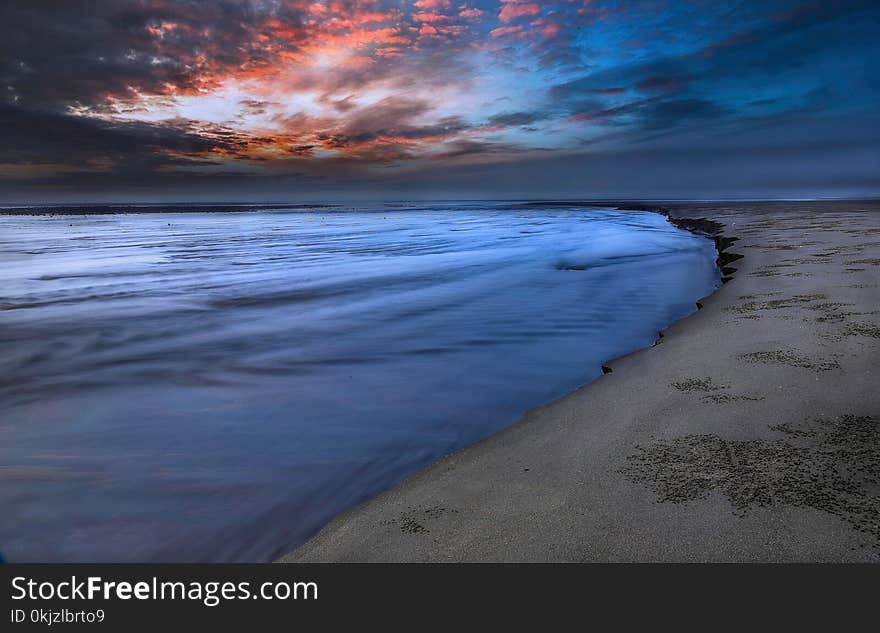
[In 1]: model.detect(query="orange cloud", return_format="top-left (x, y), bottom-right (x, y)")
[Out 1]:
top-left (413, 12), bottom-right (450, 23)
top-left (459, 8), bottom-right (485, 21)
top-left (490, 25), bottom-right (527, 39)
top-left (498, 2), bottom-right (541, 23)
top-left (413, 0), bottom-right (451, 9)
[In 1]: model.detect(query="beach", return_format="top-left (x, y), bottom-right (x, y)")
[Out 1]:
top-left (283, 200), bottom-right (880, 562)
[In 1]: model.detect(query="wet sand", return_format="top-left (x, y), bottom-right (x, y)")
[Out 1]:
top-left (282, 201), bottom-right (880, 562)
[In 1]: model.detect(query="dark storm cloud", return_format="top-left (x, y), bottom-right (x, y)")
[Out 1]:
top-left (304, 97), bottom-right (476, 162)
top-left (571, 97), bottom-right (729, 134)
top-left (0, 104), bottom-right (242, 170)
top-left (0, 1), bottom-right (299, 109)
top-left (431, 139), bottom-right (527, 160)
top-left (486, 111), bottom-right (547, 127)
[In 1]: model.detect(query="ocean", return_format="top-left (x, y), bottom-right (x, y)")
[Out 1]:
top-left (0, 202), bottom-right (720, 561)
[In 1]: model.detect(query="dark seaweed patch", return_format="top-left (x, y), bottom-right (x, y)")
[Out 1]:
top-left (671, 377), bottom-right (725, 392)
top-left (738, 349), bottom-right (840, 371)
top-left (621, 415), bottom-right (880, 548)
top-left (380, 505), bottom-right (460, 535)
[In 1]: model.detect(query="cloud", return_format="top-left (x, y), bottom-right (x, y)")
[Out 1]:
top-left (487, 111), bottom-right (547, 127)
top-left (490, 25), bottom-right (527, 39)
top-left (0, 105), bottom-right (218, 163)
top-left (498, 2), bottom-right (541, 24)
top-left (1, 1), bottom-right (298, 108)
top-left (0, 1), bottom-right (877, 199)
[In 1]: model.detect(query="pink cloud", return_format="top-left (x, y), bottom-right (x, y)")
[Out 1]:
top-left (413, 12), bottom-right (450, 23)
top-left (458, 7), bottom-right (485, 21)
top-left (490, 25), bottom-right (527, 39)
top-left (413, 0), bottom-right (451, 9)
top-left (498, 2), bottom-right (541, 23)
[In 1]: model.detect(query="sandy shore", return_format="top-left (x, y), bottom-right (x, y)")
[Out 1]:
top-left (282, 201), bottom-right (880, 562)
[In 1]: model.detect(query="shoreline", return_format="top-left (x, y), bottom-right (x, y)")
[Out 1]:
top-left (282, 200), bottom-right (879, 562)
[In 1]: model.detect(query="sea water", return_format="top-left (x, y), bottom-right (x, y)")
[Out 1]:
top-left (0, 202), bottom-right (719, 561)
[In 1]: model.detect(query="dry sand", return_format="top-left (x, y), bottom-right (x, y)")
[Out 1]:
top-left (282, 201), bottom-right (880, 562)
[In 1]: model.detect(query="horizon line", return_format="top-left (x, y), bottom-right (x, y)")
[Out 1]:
top-left (3, 196), bottom-right (880, 208)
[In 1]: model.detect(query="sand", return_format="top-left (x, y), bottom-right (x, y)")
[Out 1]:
top-left (282, 201), bottom-right (880, 562)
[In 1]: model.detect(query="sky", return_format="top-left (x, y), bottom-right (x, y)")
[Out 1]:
top-left (0, 0), bottom-right (878, 202)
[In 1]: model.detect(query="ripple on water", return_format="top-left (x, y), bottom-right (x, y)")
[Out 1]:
top-left (0, 203), bottom-right (719, 561)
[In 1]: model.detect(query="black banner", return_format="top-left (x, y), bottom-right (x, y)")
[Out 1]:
top-left (1, 564), bottom-right (876, 628)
